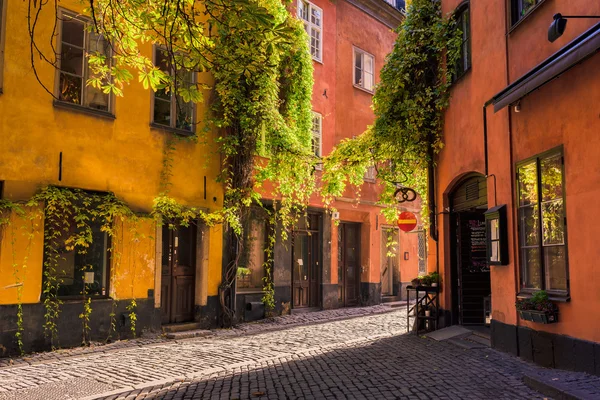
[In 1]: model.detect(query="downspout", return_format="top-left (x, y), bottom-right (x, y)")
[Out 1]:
top-left (427, 147), bottom-right (439, 278)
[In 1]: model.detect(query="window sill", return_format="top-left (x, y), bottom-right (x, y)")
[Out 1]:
top-left (508, 0), bottom-right (548, 35)
top-left (150, 123), bottom-right (195, 137)
top-left (53, 100), bottom-right (115, 120)
top-left (353, 84), bottom-right (374, 95)
top-left (312, 56), bottom-right (323, 65)
top-left (55, 295), bottom-right (113, 303)
top-left (517, 291), bottom-right (571, 303)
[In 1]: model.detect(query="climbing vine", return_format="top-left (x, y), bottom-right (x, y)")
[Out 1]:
top-left (321, 0), bottom-right (462, 224)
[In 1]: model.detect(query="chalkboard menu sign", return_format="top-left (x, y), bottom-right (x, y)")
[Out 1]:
top-left (460, 217), bottom-right (489, 273)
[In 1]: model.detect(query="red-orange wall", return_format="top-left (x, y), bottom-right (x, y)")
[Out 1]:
top-left (438, 0), bottom-right (600, 342)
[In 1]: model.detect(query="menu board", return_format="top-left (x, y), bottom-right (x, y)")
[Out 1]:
top-left (460, 218), bottom-right (489, 273)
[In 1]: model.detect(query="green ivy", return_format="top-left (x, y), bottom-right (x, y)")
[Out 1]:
top-left (321, 0), bottom-right (462, 224)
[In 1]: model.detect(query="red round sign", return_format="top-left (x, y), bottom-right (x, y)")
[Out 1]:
top-left (397, 212), bottom-right (417, 232)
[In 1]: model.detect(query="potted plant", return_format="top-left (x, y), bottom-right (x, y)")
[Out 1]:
top-left (411, 277), bottom-right (421, 287)
top-left (428, 272), bottom-right (441, 287)
top-left (516, 290), bottom-right (558, 324)
top-left (419, 274), bottom-right (432, 286)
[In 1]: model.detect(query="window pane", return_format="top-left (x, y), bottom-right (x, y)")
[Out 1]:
top-left (61, 17), bottom-right (85, 47)
top-left (364, 71), bottom-right (374, 91)
top-left (86, 34), bottom-right (111, 111)
top-left (59, 73), bottom-right (83, 104)
top-left (490, 240), bottom-right (499, 263)
top-left (154, 98), bottom-right (171, 126)
top-left (51, 220), bottom-right (108, 297)
top-left (177, 225), bottom-right (195, 267)
top-left (355, 52), bottom-right (362, 69)
top-left (541, 154), bottom-right (563, 201)
top-left (61, 44), bottom-right (84, 76)
top-left (518, 161), bottom-right (538, 206)
top-left (490, 219), bottom-right (499, 240)
top-left (364, 55), bottom-right (373, 74)
top-left (311, 7), bottom-right (321, 27)
top-left (522, 247), bottom-right (541, 289)
top-left (544, 246), bottom-right (567, 291)
top-left (519, 205), bottom-right (539, 246)
top-left (310, 29), bottom-right (320, 59)
top-left (542, 199), bottom-right (564, 245)
top-left (298, 1), bottom-right (309, 21)
top-left (175, 95), bottom-right (193, 131)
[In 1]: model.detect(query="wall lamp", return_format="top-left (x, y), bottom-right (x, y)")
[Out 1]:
top-left (548, 13), bottom-right (600, 43)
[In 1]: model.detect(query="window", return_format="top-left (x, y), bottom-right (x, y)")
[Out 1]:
top-left (353, 48), bottom-right (374, 92)
top-left (0, 0), bottom-right (6, 91)
top-left (57, 11), bottom-right (111, 112)
top-left (238, 216), bottom-right (267, 291)
top-left (511, 0), bottom-right (543, 26)
top-left (298, 0), bottom-right (322, 62)
top-left (383, 0), bottom-right (406, 14)
top-left (517, 149), bottom-right (568, 295)
top-left (418, 230), bottom-right (427, 275)
top-left (311, 112), bottom-right (322, 158)
top-left (152, 47), bottom-right (195, 133)
top-left (453, 3), bottom-right (470, 80)
top-left (44, 214), bottom-right (110, 298)
top-left (364, 166), bottom-right (376, 181)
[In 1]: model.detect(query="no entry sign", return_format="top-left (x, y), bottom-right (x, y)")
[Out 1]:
top-left (397, 212), bottom-right (417, 232)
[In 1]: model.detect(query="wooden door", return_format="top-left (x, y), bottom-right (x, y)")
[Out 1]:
top-left (457, 212), bottom-right (490, 325)
top-left (161, 225), bottom-right (196, 324)
top-left (293, 233), bottom-right (310, 308)
top-left (339, 223), bottom-right (360, 306)
top-left (381, 229), bottom-right (398, 296)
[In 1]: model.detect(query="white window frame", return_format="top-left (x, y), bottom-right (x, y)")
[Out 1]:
top-left (298, 0), bottom-right (323, 63)
top-left (54, 9), bottom-right (113, 113)
top-left (353, 47), bottom-right (375, 93)
top-left (0, 0), bottom-right (7, 92)
top-left (312, 112), bottom-right (323, 168)
top-left (151, 46), bottom-right (196, 135)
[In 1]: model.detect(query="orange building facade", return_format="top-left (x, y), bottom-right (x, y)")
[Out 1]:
top-left (234, 0), bottom-right (427, 321)
top-left (434, 0), bottom-right (600, 374)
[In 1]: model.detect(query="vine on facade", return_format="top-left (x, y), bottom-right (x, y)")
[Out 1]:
top-left (321, 0), bottom-right (462, 224)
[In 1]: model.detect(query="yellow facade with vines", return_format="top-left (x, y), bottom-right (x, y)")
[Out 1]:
top-left (0, 0), bottom-right (224, 307)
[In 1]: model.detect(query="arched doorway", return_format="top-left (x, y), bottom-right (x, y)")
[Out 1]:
top-left (449, 174), bottom-right (491, 325)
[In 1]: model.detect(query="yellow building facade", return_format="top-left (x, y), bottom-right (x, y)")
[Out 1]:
top-left (0, 0), bottom-right (223, 355)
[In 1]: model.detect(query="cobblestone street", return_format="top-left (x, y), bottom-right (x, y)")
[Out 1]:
top-left (0, 307), bottom-right (591, 399)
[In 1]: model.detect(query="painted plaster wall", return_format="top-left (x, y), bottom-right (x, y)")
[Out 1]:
top-left (0, 0), bottom-right (224, 305)
top-left (438, 0), bottom-right (600, 344)
top-left (436, 0), bottom-right (512, 320)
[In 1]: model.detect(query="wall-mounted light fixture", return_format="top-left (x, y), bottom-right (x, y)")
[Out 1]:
top-left (403, 252), bottom-right (409, 261)
top-left (484, 205), bottom-right (508, 266)
top-left (548, 13), bottom-right (600, 43)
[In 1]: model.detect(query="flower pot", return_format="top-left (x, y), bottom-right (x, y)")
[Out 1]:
top-left (431, 283), bottom-right (437, 287)
top-left (518, 310), bottom-right (558, 324)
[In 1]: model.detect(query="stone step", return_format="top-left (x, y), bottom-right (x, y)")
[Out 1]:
top-left (165, 329), bottom-right (212, 340)
top-left (382, 300), bottom-right (407, 308)
top-left (381, 296), bottom-right (402, 303)
top-left (162, 322), bottom-right (203, 333)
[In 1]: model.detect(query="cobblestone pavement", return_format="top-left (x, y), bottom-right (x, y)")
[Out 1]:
top-left (0, 306), bottom-right (589, 399)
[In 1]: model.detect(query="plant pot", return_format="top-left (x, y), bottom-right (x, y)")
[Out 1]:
top-left (431, 283), bottom-right (437, 287)
top-left (518, 310), bottom-right (558, 324)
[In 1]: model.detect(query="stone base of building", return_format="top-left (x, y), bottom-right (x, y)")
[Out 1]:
top-left (360, 282), bottom-right (381, 306)
top-left (0, 298), bottom-right (160, 357)
top-left (491, 319), bottom-right (600, 376)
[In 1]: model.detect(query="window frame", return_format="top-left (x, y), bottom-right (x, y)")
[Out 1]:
top-left (516, 146), bottom-right (570, 299)
top-left (311, 111), bottom-right (323, 167)
top-left (353, 47), bottom-right (375, 93)
top-left (54, 9), bottom-right (114, 116)
top-left (150, 45), bottom-right (197, 136)
top-left (0, 0), bottom-right (7, 93)
top-left (452, 2), bottom-right (471, 82)
top-left (42, 209), bottom-right (112, 300)
top-left (297, 0), bottom-right (323, 63)
top-left (509, 0), bottom-right (545, 29)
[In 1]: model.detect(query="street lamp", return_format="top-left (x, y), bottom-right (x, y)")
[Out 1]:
top-left (548, 13), bottom-right (600, 43)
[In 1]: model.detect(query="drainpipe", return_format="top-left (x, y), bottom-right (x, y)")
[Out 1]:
top-left (427, 147), bottom-right (439, 279)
